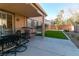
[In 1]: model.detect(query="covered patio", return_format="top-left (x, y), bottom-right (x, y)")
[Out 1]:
top-left (0, 3), bottom-right (47, 56)
top-left (0, 3), bottom-right (47, 37)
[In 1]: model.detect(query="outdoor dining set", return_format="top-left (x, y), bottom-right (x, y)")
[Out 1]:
top-left (0, 27), bottom-right (31, 56)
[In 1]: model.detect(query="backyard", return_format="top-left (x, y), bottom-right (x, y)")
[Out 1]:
top-left (45, 30), bottom-right (68, 39)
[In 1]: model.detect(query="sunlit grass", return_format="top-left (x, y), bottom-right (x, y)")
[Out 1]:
top-left (45, 30), bottom-right (68, 39)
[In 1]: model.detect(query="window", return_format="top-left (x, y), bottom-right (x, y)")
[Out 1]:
top-left (7, 14), bottom-right (12, 20)
top-left (0, 13), bottom-right (1, 18)
top-left (2, 13), bottom-right (6, 19)
top-left (27, 19), bottom-right (32, 27)
top-left (7, 14), bottom-right (12, 29)
top-left (0, 11), bottom-right (13, 33)
top-left (34, 20), bottom-right (38, 27)
top-left (38, 21), bottom-right (42, 26)
top-left (27, 19), bottom-right (35, 28)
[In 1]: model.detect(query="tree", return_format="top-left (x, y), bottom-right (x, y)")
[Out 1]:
top-left (66, 17), bottom-right (75, 25)
top-left (68, 9), bottom-right (79, 32)
top-left (53, 10), bottom-right (64, 30)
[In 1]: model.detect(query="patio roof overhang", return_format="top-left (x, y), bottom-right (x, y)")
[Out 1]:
top-left (0, 3), bottom-right (47, 17)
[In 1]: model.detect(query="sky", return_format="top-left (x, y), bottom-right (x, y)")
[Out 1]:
top-left (40, 3), bottom-right (79, 20)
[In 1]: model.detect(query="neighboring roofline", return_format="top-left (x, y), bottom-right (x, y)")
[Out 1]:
top-left (33, 3), bottom-right (47, 16)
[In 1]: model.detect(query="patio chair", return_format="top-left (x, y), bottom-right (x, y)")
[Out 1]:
top-left (21, 27), bottom-right (30, 39)
top-left (21, 29), bottom-right (30, 43)
top-left (0, 34), bottom-right (18, 56)
top-left (14, 30), bottom-right (28, 53)
top-left (0, 30), bottom-right (29, 56)
top-left (0, 33), bottom-right (27, 56)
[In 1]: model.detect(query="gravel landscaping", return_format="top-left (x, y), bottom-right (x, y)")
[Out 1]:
top-left (65, 31), bottom-right (79, 48)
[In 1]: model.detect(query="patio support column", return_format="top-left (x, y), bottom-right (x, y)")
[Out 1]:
top-left (42, 16), bottom-right (45, 38)
top-left (13, 14), bottom-right (16, 32)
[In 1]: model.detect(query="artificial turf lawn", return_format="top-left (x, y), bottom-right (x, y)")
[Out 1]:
top-left (45, 31), bottom-right (68, 39)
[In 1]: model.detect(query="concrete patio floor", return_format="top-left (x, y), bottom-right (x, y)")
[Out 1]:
top-left (15, 36), bottom-right (79, 56)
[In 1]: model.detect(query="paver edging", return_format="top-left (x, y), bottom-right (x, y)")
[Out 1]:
top-left (62, 31), bottom-right (71, 40)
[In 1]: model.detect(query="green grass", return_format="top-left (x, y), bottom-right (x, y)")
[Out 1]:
top-left (45, 30), bottom-right (67, 39)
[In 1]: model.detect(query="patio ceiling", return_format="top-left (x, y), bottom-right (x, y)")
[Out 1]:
top-left (0, 3), bottom-right (44, 17)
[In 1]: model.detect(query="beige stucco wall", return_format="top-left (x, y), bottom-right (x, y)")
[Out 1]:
top-left (15, 14), bottom-right (27, 30)
top-left (14, 15), bottom-right (43, 31)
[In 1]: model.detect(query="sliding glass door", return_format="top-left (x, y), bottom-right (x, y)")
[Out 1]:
top-left (0, 11), bottom-right (13, 35)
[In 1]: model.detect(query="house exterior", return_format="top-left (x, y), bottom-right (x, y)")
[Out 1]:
top-left (74, 24), bottom-right (79, 32)
top-left (28, 16), bottom-right (44, 34)
top-left (0, 3), bottom-right (47, 37)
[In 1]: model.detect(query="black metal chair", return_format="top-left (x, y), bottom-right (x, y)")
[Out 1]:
top-left (14, 30), bottom-right (28, 53)
top-left (21, 29), bottom-right (30, 44)
top-left (0, 29), bottom-right (30, 56)
top-left (0, 34), bottom-right (18, 56)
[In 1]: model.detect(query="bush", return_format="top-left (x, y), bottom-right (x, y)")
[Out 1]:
top-left (76, 36), bottom-right (79, 40)
top-left (64, 30), bottom-right (69, 32)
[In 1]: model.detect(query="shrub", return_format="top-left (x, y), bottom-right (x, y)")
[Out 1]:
top-left (64, 30), bottom-right (69, 32)
top-left (76, 36), bottom-right (79, 40)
